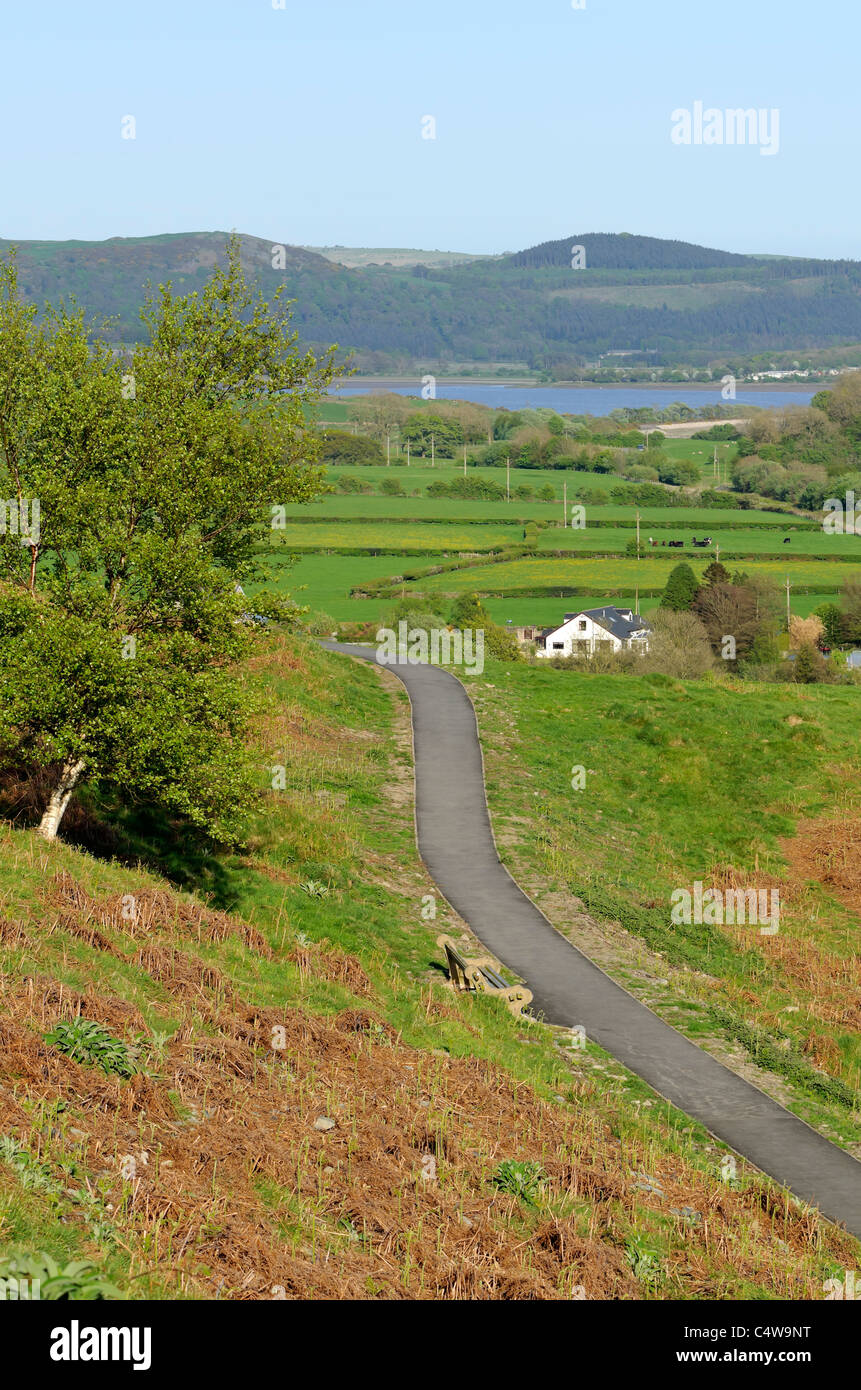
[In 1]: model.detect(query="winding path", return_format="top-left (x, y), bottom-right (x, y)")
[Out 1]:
top-left (324, 642), bottom-right (861, 1239)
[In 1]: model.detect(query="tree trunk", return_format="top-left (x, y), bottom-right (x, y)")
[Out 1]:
top-left (37, 758), bottom-right (86, 840)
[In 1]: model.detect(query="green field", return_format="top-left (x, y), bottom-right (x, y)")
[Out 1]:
top-left (397, 555), bottom-right (858, 597)
top-left (537, 525), bottom-right (861, 557)
top-left (266, 522), bottom-right (523, 553)
top-left (255, 448), bottom-right (849, 629)
top-left (470, 665), bottom-right (861, 1142)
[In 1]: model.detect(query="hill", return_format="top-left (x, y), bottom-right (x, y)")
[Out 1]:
top-left (4, 229), bottom-right (861, 371)
top-left (1, 633), bottom-right (856, 1299)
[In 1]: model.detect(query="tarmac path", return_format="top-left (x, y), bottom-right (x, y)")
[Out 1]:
top-left (323, 641), bottom-right (861, 1239)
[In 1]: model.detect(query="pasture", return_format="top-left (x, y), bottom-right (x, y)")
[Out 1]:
top-left (256, 445), bottom-right (852, 628)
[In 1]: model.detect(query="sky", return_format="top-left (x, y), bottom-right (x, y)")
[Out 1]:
top-left (1, 0), bottom-right (857, 259)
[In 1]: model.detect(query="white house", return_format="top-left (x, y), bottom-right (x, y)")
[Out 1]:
top-left (536, 606), bottom-right (652, 659)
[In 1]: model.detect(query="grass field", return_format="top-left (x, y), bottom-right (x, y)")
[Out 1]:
top-left (470, 664), bottom-right (861, 1149)
top-left (398, 555), bottom-right (859, 597)
top-left (252, 445), bottom-right (848, 630)
top-left (537, 526), bottom-right (861, 557)
top-left (265, 522), bottom-right (523, 553)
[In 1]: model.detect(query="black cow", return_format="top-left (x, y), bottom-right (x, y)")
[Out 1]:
top-left (668, 540), bottom-right (684, 548)
top-left (783, 537), bottom-right (791, 544)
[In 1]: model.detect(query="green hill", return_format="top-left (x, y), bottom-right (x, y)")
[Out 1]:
top-left (1, 633), bottom-right (856, 1299)
top-left (4, 229), bottom-right (861, 370)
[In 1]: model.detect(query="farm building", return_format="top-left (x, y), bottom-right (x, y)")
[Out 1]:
top-left (536, 606), bottom-right (652, 659)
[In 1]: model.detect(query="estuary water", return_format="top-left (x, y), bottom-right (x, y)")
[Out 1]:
top-left (329, 382), bottom-right (816, 416)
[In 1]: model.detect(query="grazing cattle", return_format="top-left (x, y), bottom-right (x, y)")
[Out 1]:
top-left (783, 537), bottom-right (791, 544)
top-left (691, 536), bottom-right (712, 547)
top-left (649, 536), bottom-right (656, 547)
top-left (668, 539), bottom-right (684, 548)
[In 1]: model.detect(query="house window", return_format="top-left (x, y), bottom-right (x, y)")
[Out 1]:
top-left (552, 642), bottom-right (565, 650)
top-left (578, 620), bottom-right (587, 631)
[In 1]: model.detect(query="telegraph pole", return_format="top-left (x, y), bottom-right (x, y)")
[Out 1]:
top-left (563, 480), bottom-right (567, 528)
top-left (463, 445), bottom-right (467, 475)
top-left (636, 509), bottom-right (641, 559)
top-left (785, 577), bottom-right (792, 631)
top-left (431, 433), bottom-right (435, 468)
top-left (506, 455), bottom-right (510, 502)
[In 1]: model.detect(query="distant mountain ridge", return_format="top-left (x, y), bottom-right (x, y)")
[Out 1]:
top-left (2, 229), bottom-right (860, 370)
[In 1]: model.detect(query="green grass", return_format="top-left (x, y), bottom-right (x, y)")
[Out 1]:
top-left (402, 555), bottom-right (858, 597)
top-left (467, 661), bottom-right (861, 1142)
top-left (1, 634), bottom-right (856, 1299)
top-left (263, 521), bottom-right (523, 553)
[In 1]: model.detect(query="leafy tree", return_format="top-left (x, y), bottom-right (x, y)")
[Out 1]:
top-left (814, 602), bottom-right (843, 648)
top-left (0, 240), bottom-right (335, 840)
top-left (701, 560), bottom-right (731, 587)
top-left (537, 483), bottom-right (556, 501)
top-left (657, 458), bottom-right (701, 486)
top-left (401, 412), bottom-right (463, 458)
top-left (449, 594), bottom-right (490, 628)
top-left (319, 429), bottom-right (383, 465)
top-left (660, 563), bottom-right (699, 611)
top-left (792, 642), bottom-right (825, 684)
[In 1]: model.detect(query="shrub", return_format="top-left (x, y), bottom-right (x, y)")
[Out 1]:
top-left (44, 1018), bottom-right (144, 1078)
top-left (491, 1159), bottom-right (545, 1204)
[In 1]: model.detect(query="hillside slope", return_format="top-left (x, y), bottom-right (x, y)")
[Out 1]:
top-left (1, 635), bottom-right (856, 1299)
top-left (4, 230), bottom-right (861, 366)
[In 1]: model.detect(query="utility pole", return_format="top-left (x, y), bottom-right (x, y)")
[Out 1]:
top-left (785, 577), bottom-right (792, 632)
top-left (563, 480), bottom-right (567, 527)
top-left (463, 445), bottom-right (467, 475)
top-left (506, 455), bottom-right (510, 502)
top-left (406, 439), bottom-right (410, 468)
top-left (713, 446), bottom-right (718, 483)
top-left (431, 433), bottom-right (435, 468)
top-left (386, 429), bottom-right (390, 467)
top-left (636, 508), bottom-right (641, 559)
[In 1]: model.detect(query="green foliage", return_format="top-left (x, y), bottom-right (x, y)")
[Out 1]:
top-left (0, 1252), bottom-right (122, 1301)
top-left (814, 602), bottom-right (844, 647)
top-left (491, 1159), bottom-right (545, 1204)
top-left (0, 239), bottom-right (334, 841)
top-left (320, 429), bottom-right (384, 465)
top-left (43, 1018), bottom-right (145, 1078)
top-left (660, 563), bottom-right (699, 611)
top-left (380, 476), bottom-right (404, 495)
top-left (401, 413), bottom-right (463, 458)
top-left (701, 560), bottom-right (731, 586)
top-left (449, 594), bottom-right (489, 629)
top-left (426, 476), bottom-right (505, 501)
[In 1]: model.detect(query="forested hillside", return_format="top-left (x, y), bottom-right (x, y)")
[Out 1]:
top-left (5, 229), bottom-right (861, 371)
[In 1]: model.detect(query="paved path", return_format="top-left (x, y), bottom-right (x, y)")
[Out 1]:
top-left (323, 642), bottom-right (861, 1239)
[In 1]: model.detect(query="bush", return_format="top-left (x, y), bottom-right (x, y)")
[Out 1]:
top-left (44, 1018), bottom-right (145, 1078)
top-left (320, 430), bottom-right (384, 465)
top-left (380, 476), bottom-right (404, 495)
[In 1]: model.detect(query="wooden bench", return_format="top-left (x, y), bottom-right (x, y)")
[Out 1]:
top-left (436, 934), bottom-right (533, 1019)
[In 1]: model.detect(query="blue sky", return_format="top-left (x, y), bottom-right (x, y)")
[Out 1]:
top-left (2, 0), bottom-right (856, 258)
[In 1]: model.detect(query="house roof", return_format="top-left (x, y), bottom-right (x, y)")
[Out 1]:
top-left (552, 606), bottom-right (652, 642)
